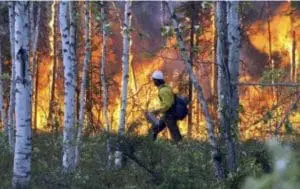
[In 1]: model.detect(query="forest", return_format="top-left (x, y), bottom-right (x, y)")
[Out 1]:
top-left (0, 1), bottom-right (300, 189)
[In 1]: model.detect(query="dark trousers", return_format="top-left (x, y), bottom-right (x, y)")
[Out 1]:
top-left (152, 113), bottom-right (182, 142)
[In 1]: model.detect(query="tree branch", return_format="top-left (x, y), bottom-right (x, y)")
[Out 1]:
top-left (237, 82), bottom-right (300, 87)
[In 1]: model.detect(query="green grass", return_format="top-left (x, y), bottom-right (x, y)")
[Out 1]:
top-left (0, 132), bottom-right (296, 189)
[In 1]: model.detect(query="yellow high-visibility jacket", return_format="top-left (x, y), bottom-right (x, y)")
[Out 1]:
top-left (157, 84), bottom-right (174, 113)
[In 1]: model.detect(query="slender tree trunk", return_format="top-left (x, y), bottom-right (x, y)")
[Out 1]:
top-left (32, 5), bottom-right (41, 131)
top-left (291, 31), bottom-right (296, 82)
top-left (216, 1), bottom-right (239, 173)
top-left (69, 1), bottom-right (79, 123)
top-left (59, 1), bottom-right (76, 172)
top-left (289, 1), bottom-right (296, 82)
top-left (48, 1), bottom-right (57, 130)
top-left (0, 42), bottom-right (7, 136)
top-left (266, 1), bottom-right (278, 137)
top-left (187, 2), bottom-right (196, 138)
top-left (88, 63), bottom-right (93, 129)
top-left (75, 1), bottom-right (91, 167)
top-left (100, 1), bottom-right (113, 168)
top-left (12, 2), bottom-right (32, 188)
top-left (8, 1), bottom-right (16, 152)
top-left (115, 0), bottom-right (132, 169)
top-left (226, 1), bottom-right (240, 172)
top-left (267, 2), bottom-right (273, 74)
top-left (33, 58), bottom-right (39, 131)
top-left (165, 2), bottom-right (224, 179)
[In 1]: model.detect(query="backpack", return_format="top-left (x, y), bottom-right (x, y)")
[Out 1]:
top-left (173, 95), bottom-right (188, 120)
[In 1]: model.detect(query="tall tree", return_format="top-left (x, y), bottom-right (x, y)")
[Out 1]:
top-left (47, 1), bottom-right (57, 131)
top-left (0, 42), bottom-right (7, 136)
top-left (165, 2), bottom-right (224, 179)
top-left (7, 1), bottom-right (16, 152)
top-left (69, 1), bottom-right (79, 122)
top-left (115, 0), bottom-right (132, 169)
top-left (290, 2), bottom-right (297, 82)
top-left (59, 1), bottom-right (77, 172)
top-left (12, 1), bottom-right (32, 188)
top-left (216, 1), bottom-right (240, 172)
top-left (30, 2), bottom-right (41, 131)
top-left (100, 1), bottom-right (113, 167)
top-left (75, 1), bottom-right (91, 167)
top-left (187, 2), bottom-right (197, 138)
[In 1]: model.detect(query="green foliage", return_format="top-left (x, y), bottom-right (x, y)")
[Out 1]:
top-left (0, 133), bottom-right (12, 187)
top-left (0, 133), bottom-right (299, 189)
top-left (284, 120), bottom-right (294, 135)
top-left (291, 1), bottom-right (300, 9)
top-left (243, 139), bottom-right (300, 189)
top-left (160, 26), bottom-right (174, 38)
top-left (263, 111), bottom-right (273, 124)
top-left (0, 73), bottom-right (10, 81)
top-left (261, 69), bottom-right (285, 83)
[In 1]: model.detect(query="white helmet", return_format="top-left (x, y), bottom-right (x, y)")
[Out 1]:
top-left (152, 70), bottom-right (164, 80)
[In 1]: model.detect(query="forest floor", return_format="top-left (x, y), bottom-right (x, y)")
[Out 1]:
top-left (0, 132), bottom-right (299, 189)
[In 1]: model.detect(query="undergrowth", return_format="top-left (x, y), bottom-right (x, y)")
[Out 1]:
top-left (0, 132), bottom-right (299, 189)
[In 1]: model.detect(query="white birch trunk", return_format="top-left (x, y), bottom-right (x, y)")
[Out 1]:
top-left (12, 1), bottom-right (32, 188)
top-left (165, 2), bottom-right (224, 179)
top-left (0, 43), bottom-right (7, 136)
top-left (75, 1), bottom-right (90, 167)
top-left (115, 0), bottom-right (132, 169)
top-left (69, 1), bottom-right (79, 122)
top-left (59, 1), bottom-right (76, 172)
top-left (8, 1), bottom-right (16, 152)
top-left (100, 1), bottom-right (113, 168)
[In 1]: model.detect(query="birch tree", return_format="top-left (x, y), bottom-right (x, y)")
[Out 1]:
top-left (8, 1), bottom-right (16, 152)
top-left (100, 1), bottom-right (113, 167)
top-left (59, 1), bottom-right (77, 172)
top-left (115, 0), bottom-right (132, 169)
top-left (216, 1), bottom-right (240, 172)
top-left (75, 1), bottom-right (91, 167)
top-left (165, 2), bottom-right (224, 179)
top-left (12, 1), bottom-right (33, 188)
top-left (69, 1), bottom-right (79, 121)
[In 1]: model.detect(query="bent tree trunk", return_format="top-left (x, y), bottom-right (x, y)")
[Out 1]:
top-left (100, 1), bottom-right (113, 168)
top-left (75, 1), bottom-right (91, 167)
top-left (116, 0), bottom-right (132, 169)
top-left (12, 1), bottom-right (33, 188)
top-left (8, 1), bottom-right (16, 152)
top-left (165, 2), bottom-right (224, 179)
top-left (59, 1), bottom-right (76, 172)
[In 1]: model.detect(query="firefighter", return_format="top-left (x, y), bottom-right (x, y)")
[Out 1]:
top-left (146, 70), bottom-right (182, 142)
